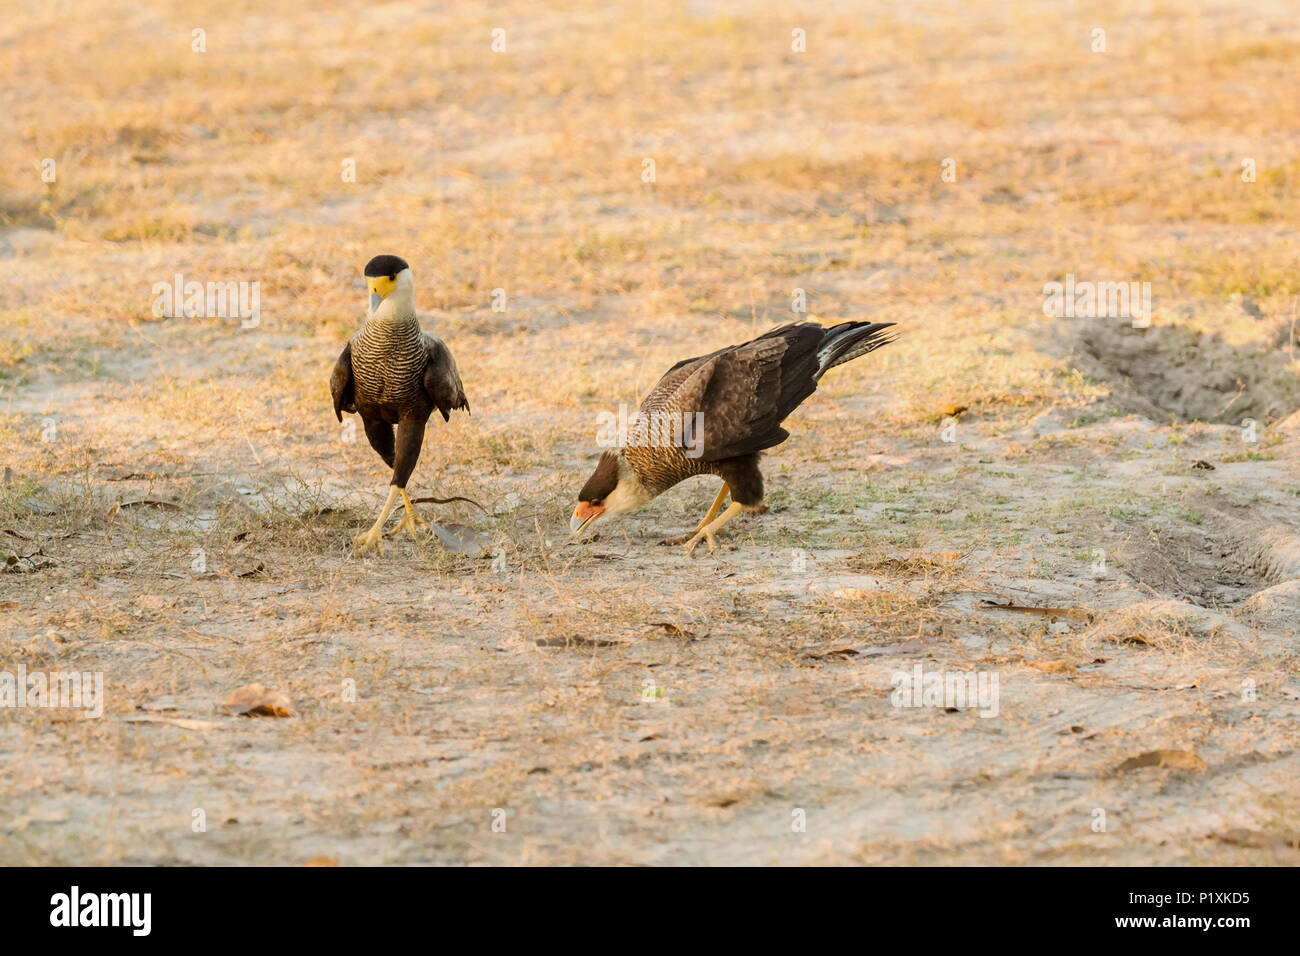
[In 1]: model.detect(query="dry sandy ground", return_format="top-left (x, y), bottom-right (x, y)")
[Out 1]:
top-left (1, 0), bottom-right (1299, 864)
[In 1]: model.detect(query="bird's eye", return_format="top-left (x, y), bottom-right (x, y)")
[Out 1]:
top-left (592, 499), bottom-right (603, 507)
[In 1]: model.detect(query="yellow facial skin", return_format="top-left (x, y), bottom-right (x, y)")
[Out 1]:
top-left (367, 273), bottom-right (397, 312)
top-left (367, 274), bottom-right (397, 299)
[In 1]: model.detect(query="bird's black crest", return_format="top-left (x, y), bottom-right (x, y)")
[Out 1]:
top-left (364, 254), bottom-right (410, 278)
top-left (579, 450), bottom-right (619, 503)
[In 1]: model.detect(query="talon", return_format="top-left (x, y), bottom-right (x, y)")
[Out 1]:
top-left (383, 488), bottom-right (428, 540)
top-left (352, 530), bottom-right (384, 555)
top-left (671, 484), bottom-right (731, 555)
top-left (386, 510), bottom-right (427, 539)
top-left (683, 531), bottom-right (713, 557)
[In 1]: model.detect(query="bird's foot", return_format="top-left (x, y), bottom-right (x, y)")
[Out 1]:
top-left (661, 519), bottom-right (711, 547)
top-left (352, 527), bottom-right (385, 556)
top-left (351, 485), bottom-right (402, 557)
top-left (683, 530), bottom-right (716, 558)
top-left (385, 507), bottom-right (427, 540)
top-left (386, 489), bottom-right (428, 540)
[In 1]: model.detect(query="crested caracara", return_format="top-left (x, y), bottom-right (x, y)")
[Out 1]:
top-left (331, 254), bottom-right (469, 555)
top-left (571, 321), bottom-right (896, 555)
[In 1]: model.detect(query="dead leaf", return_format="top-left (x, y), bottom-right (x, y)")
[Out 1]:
top-left (535, 636), bottom-right (621, 648)
top-left (304, 856), bottom-right (339, 867)
top-left (1114, 634), bottom-right (1150, 646)
top-left (645, 622), bottom-right (697, 639)
top-left (0, 601), bottom-right (19, 611)
top-left (136, 697), bottom-right (180, 712)
top-left (1116, 749), bottom-right (1207, 774)
top-left (236, 562), bottom-right (267, 579)
top-left (804, 646), bottom-right (861, 661)
top-left (118, 499), bottom-right (181, 511)
top-left (1025, 660), bottom-right (1077, 673)
top-left (1191, 460), bottom-right (1215, 470)
top-left (430, 522), bottom-right (487, 558)
top-left (222, 683), bottom-right (295, 718)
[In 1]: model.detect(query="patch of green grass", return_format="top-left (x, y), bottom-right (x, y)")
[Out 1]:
top-left (1221, 451), bottom-right (1276, 463)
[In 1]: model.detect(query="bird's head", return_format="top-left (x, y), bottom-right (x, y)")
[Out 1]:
top-left (570, 449), bottom-right (655, 536)
top-left (364, 254), bottom-right (413, 314)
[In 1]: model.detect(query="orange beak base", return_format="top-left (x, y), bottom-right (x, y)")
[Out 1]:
top-left (570, 502), bottom-right (606, 535)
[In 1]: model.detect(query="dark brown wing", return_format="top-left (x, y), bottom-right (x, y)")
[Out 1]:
top-left (645, 324), bottom-right (824, 461)
top-left (421, 333), bottom-right (469, 422)
top-left (639, 321), bottom-right (896, 462)
top-left (640, 322), bottom-right (809, 410)
top-left (330, 340), bottom-right (356, 422)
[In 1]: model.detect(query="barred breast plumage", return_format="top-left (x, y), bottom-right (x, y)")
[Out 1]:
top-left (350, 315), bottom-right (426, 407)
top-left (624, 442), bottom-right (710, 496)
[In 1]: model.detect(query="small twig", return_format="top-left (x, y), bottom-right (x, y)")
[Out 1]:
top-left (977, 598), bottom-right (1093, 622)
top-left (410, 495), bottom-right (488, 513)
top-left (1211, 380), bottom-right (1247, 420)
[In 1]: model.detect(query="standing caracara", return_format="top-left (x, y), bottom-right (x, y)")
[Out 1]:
top-left (570, 321), bottom-right (896, 555)
top-left (331, 254), bottom-right (469, 555)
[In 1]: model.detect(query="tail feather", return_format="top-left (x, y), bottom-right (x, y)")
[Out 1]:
top-left (814, 321), bottom-right (897, 379)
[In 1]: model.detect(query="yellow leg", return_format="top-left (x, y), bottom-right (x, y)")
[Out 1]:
top-left (661, 483), bottom-right (730, 546)
top-left (353, 485), bottom-right (401, 555)
top-left (386, 488), bottom-right (428, 539)
top-left (684, 501), bottom-right (745, 557)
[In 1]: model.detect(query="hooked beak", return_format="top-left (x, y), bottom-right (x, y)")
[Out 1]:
top-left (369, 291), bottom-right (382, 313)
top-left (570, 502), bottom-right (606, 536)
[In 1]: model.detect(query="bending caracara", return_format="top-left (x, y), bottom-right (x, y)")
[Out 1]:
top-left (570, 321), bottom-right (896, 556)
top-left (331, 254), bottom-right (469, 555)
